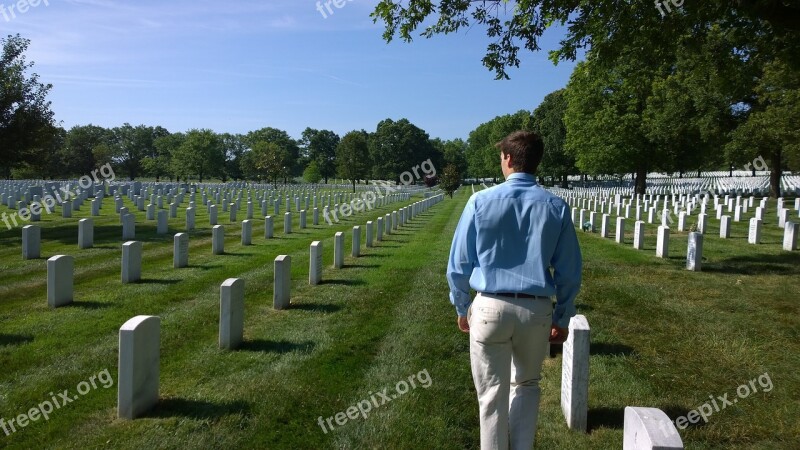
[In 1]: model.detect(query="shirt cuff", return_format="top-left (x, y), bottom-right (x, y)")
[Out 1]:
top-left (451, 292), bottom-right (472, 317)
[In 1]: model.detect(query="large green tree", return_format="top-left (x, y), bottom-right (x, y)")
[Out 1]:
top-left (369, 118), bottom-right (438, 181)
top-left (337, 130), bottom-right (371, 192)
top-left (111, 124), bottom-right (169, 180)
top-left (0, 34), bottom-right (56, 178)
top-left (244, 127), bottom-right (300, 178)
top-left (300, 128), bottom-right (339, 184)
top-left (531, 90), bottom-right (576, 187)
top-left (171, 129), bottom-right (224, 182)
top-left (372, 1), bottom-right (800, 79)
top-left (62, 125), bottom-right (112, 177)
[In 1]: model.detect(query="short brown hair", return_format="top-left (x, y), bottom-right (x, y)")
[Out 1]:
top-left (495, 131), bottom-right (544, 174)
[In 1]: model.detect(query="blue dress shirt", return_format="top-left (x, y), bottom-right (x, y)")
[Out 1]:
top-left (447, 173), bottom-right (582, 328)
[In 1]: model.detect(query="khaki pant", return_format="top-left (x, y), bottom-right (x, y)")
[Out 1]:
top-left (469, 293), bottom-right (552, 450)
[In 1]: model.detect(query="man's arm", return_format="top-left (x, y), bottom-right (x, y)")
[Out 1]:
top-left (550, 202), bottom-right (583, 329)
top-left (447, 196), bottom-right (478, 318)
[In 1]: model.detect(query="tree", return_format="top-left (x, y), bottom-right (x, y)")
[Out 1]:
top-left (248, 141), bottom-right (289, 186)
top-left (0, 34), bottom-right (56, 178)
top-left (564, 54), bottom-right (661, 195)
top-left (303, 160), bottom-right (323, 184)
top-left (531, 89), bottom-right (576, 187)
top-left (372, 1), bottom-right (800, 80)
top-left (337, 130), bottom-right (371, 192)
top-left (244, 127), bottom-right (300, 178)
top-left (221, 133), bottom-right (247, 182)
top-left (369, 118), bottom-right (437, 181)
top-left (726, 60), bottom-right (800, 197)
top-left (111, 124), bottom-right (169, 180)
top-left (171, 129), bottom-right (224, 182)
top-left (301, 128), bottom-right (339, 183)
top-left (146, 132), bottom-right (184, 182)
top-left (440, 138), bottom-right (468, 177)
top-left (62, 125), bottom-right (111, 177)
top-left (439, 163), bottom-right (461, 198)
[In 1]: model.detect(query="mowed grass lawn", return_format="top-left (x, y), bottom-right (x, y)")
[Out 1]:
top-left (0, 186), bottom-right (798, 449)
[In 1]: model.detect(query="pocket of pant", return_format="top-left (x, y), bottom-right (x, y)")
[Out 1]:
top-left (473, 306), bottom-right (501, 324)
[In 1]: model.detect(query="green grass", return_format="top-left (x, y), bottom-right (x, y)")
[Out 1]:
top-left (0, 187), bottom-right (798, 449)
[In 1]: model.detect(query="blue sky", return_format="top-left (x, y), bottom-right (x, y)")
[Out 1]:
top-left (3, 0), bottom-right (580, 141)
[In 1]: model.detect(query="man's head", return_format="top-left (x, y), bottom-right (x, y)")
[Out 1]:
top-left (495, 131), bottom-right (544, 178)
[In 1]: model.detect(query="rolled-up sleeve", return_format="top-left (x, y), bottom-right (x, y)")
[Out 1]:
top-left (447, 196), bottom-right (478, 317)
top-left (550, 203), bottom-right (582, 328)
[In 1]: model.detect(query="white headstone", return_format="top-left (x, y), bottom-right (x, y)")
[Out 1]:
top-left (720, 215), bottom-right (731, 239)
top-left (241, 220), bottom-right (252, 246)
top-left (677, 211), bottom-right (686, 232)
top-left (616, 217), bottom-right (626, 244)
top-left (122, 241), bottom-right (142, 283)
top-left (697, 213), bottom-right (707, 234)
top-left (209, 204), bottom-right (218, 225)
top-left (352, 226), bottom-right (361, 257)
top-left (229, 203), bottom-right (237, 222)
top-left (686, 232), bottom-right (703, 271)
top-left (656, 226), bottom-right (669, 258)
top-left (284, 212), bottom-right (292, 234)
top-left (334, 232), bottom-right (344, 268)
top-left (173, 233), bottom-right (189, 268)
top-left (212, 225), bottom-right (224, 255)
top-left (219, 278), bottom-right (244, 350)
top-left (366, 221), bottom-right (374, 247)
top-left (186, 207), bottom-right (195, 231)
top-left (300, 210), bottom-right (307, 229)
top-left (273, 255), bottom-right (291, 310)
top-left (779, 208), bottom-right (789, 228)
top-left (600, 214), bottom-right (610, 238)
top-left (633, 221), bottom-right (645, 250)
top-left (47, 255), bottom-right (74, 308)
top-left (122, 214), bottom-right (135, 240)
top-left (310, 241), bottom-right (323, 285)
top-left (377, 217), bottom-right (384, 242)
top-left (157, 210), bottom-right (168, 234)
top-left (264, 215), bottom-right (274, 239)
top-left (146, 204), bottom-right (155, 220)
top-left (561, 314), bottom-right (590, 432)
top-left (22, 225), bottom-right (40, 260)
top-left (748, 218), bottom-right (762, 245)
top-left (118, 315), bottom-right (160, 419)
top-left (623, 407), bottom-right (684, 450)
top-left (783, 222), bottom-right (798, 251)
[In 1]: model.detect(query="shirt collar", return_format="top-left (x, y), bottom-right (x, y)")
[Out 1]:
top-left (506, 172), bottom-right (537, 183)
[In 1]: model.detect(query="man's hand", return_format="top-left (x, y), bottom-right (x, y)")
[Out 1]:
top-left (457, 316), bottom-right (470, 333)
top-left (549, 325), bottom-right (569, 343)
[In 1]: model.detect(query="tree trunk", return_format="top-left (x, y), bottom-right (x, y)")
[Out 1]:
top-left (561, 174), bottom-right (569, 188)
top-left (634, 167), bottom-right (647, 195)
top-left (769, 150), bottom-right (782, 198)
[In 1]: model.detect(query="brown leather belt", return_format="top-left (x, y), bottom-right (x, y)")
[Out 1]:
top-left (483, 292), bottom-right (547, 299)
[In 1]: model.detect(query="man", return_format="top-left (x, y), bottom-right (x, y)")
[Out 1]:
top-left (447, 130), bottom-right (582, 449)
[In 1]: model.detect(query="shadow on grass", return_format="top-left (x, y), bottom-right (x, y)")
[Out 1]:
top-left (238, 339), bottom-right (315, 354)
top-left (347, 263), bottom-right (381, 269)
top-left (587, 405), bottom-right (699, 433)
top-left (704, 252), bottom-right (800, 275)
top-left (319, 279), bottom-right (366, 286)
top-left (138, 278), bottom-right (181, 285)
top-left (290, 303), bottom-right (341, 313)
top-left (64, 301), bottom-right (113, 309)
top-left (0, 333), bottom-right (34, 347)
top-left (145, 398), bottom-right (250, 419)
top-left (587, 407), bottom-right (625, 431)
top-left (591, 342), bottom-right (635, 357)
top-left (360, 253), bottom-right (390, 258)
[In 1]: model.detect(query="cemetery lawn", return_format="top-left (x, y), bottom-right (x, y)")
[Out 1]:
top-left (0, 188), bottom-right (798, 449)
